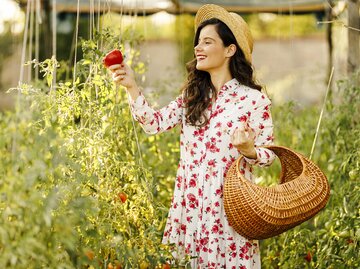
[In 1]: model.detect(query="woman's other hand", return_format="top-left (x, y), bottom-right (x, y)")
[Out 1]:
top-left (231, 122), bottom-right (257, 159)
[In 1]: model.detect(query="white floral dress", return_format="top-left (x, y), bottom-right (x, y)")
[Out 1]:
top-left (129, 78), bottom-right (275, 269)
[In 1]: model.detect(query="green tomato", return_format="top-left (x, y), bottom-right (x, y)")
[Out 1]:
top-left (338, 230), bottom-right (350, 238)
top-left (348, 169), bottom-right (358, 180)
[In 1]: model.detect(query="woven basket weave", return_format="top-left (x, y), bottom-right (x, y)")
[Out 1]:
top-left (223, 145), bottom-right (330, 240)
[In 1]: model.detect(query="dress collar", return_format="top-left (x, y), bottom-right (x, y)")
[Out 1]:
top-left (218, 78), bottom-right (239, 96)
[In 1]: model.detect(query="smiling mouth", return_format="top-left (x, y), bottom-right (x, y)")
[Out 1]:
top-left (197, 56), bottom-right (207, 61)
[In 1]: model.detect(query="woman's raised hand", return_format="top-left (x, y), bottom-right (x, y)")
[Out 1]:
top-left (108, 63), bottom-right (137, 90)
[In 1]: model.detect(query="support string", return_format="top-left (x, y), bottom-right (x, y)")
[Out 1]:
top-left (73, 0), bottom-right (80, 84)
top-left (28, 0), bottom-right (34, 81)
top-left (51, 0), bottom-right (57, 91)
top-left (35, 0), bottom-right (41, 81)
top-left (13, 0), bottom-right (31, 164)
top-left (309, 66), bottom-right (334, 160)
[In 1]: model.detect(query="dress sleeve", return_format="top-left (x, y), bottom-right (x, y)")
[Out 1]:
top-left (128, 91), bottom-right (183, 135)
top-left (244, 93), bottom-right (276, 167)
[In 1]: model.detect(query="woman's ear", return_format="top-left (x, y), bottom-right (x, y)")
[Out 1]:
top-left (226, 44), bottom-right (237, 58)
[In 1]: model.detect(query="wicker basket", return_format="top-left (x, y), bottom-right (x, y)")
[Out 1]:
top-left (223, 145), bottom-right (330, 240)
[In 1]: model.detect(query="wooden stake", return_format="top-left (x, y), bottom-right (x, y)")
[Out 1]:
top-left (347, 0), bottom-right (360, 74)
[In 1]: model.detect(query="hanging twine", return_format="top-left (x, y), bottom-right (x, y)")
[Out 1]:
top-left (72, 0), bottom-right (80, 84)
top-left (309, 66), bottom-right (334, 160)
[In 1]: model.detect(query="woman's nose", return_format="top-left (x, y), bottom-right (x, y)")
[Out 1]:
top-left (194, 44), bottom-right (202, 53)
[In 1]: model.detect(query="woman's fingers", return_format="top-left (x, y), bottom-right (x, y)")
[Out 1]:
top-left (108, 64), bottom-right (123, 72)
top-left (108, 62), bottom-right (136, 88)
top-left (231, 123), bottom-right (256, 144)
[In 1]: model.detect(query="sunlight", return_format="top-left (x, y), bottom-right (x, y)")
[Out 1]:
top-left (0, 0), bottom-right (24, 34)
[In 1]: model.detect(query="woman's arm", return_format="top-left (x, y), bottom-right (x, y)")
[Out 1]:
top-left (128, 92), bottom-right (183, 134)
top-left (109, 63), bottom-right (183, 135)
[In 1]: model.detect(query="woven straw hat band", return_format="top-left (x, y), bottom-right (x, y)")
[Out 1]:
top-left (195, 4), bottom-right (253, 63)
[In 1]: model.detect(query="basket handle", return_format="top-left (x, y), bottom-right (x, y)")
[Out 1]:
top-left (235, 145), bottom-right (305, 184)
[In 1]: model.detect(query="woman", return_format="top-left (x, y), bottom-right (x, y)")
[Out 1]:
top-left (109, 4), bottom-right (275, 269)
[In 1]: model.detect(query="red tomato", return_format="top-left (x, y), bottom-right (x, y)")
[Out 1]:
top-left (84, 250), bottom-right (95, 260)
top-left (118, 192), bottom-right (127, 203)
top-left (163, 263), bottom-right (171, 269)
top-left (305, 251), bottom-right (312, 262)
top-left (103, 49), bottom-right (124, 67)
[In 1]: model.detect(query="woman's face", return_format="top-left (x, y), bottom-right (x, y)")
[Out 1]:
top-left (194, 24), bottom-right (231, 73)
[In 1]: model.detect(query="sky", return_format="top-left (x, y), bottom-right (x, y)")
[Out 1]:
top-left (0, 0), bottom-right (24, 34)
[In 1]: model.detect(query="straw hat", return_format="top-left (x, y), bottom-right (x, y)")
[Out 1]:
top-left (194, 4), bottom-right (253, 63)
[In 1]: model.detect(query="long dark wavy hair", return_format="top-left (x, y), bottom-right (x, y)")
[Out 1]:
top-left (182, 18), bottom-right (262, 127)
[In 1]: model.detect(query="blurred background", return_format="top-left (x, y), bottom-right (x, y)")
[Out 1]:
top-left (0, 0), bottom-right (356, 109)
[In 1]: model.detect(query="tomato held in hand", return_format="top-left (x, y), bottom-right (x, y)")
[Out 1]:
top-left (103, 49), bottom-right (124, 68)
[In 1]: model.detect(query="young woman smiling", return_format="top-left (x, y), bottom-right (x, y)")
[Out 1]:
top-left (108, 4), bottom-right (275, 268)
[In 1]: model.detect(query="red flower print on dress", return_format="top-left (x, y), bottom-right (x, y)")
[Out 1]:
top-left (199, 238), bottom-right (209, 253)
top-left (187, 193), bottom-right (196, 201)
top-left (189, 178), bottom-right (197, 188)
top-left (262, 111), bottom-right (270, 120)
top-left (267, 134), bottom-right (274, 141)
top-left (241, 245), bottom-right (249, 254)
top-left (215, 188), bottom-right (222, 196)
top-left (212, 225), bottom-right (219, 233)
top-left (205, 142), bottom-right (220, 153)
top-left (194, 128), bottom-right (205, 137)
top-left (208, 159), bottom-right (216, 167)
top-left (229, 242), bottom-right (236, 251)
top-left (198, 188), bottom-right (203, 197)
top-left (238, 115), bottom-right (248, 122)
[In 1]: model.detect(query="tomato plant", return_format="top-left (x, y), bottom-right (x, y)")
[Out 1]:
top-left (260, 71), bottom-right (360, 268)
top-left (0, 28), bottom-right (177, 268)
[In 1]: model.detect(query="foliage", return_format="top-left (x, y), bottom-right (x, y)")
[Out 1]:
top-left (248, 13), bottom-right (323, 39)
top-left (260, 72), bottom-right (360, 268)
top-left (0, 28), bottom-right (177, 268)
